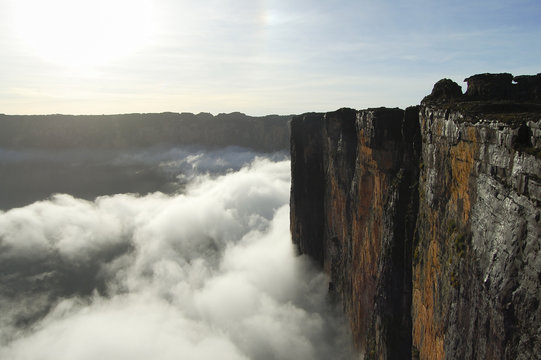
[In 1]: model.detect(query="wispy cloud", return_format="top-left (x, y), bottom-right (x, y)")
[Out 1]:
top-left (0, 156), bottom-right (353, 360)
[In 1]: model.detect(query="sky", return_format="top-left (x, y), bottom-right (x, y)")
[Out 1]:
top-left (0, 0), bottom-right (540, 115)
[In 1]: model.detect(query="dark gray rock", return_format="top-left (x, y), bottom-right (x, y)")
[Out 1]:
top-left (422, 78), bottom-right (463, 103)
top-left (514, 73), bottom-right (541, 101)
top-left (464, 73), bottom-right (514, 100)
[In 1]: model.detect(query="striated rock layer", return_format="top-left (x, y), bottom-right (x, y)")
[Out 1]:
top-left (290, 73), bottom-right (541, 359)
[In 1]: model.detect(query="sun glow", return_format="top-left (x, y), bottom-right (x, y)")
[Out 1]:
top-left (9, 0), bottom-right (156, 69)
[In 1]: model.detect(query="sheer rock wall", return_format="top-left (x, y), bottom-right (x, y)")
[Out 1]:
top-left (290, 73), bottom-right (541, 359)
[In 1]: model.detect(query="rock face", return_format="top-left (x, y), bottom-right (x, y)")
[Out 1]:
top-left (413, 92), bottom-right (541, 360)
top-left (290, 73), bottom-right (541, 359)
top-left (291, 107), bottom-right (421, 359)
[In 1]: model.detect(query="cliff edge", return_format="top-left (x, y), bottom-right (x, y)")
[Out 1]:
top-left (290, 73), bottom-right (541, 359)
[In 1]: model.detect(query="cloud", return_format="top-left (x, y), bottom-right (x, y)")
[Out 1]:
top-left (0, 156), bottom-right (352, 359)
top-left (0, 146), bottom-right (289, 209)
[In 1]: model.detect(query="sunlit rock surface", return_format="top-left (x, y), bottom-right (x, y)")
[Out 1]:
top-left (414, 87), bottom-right (541, 360)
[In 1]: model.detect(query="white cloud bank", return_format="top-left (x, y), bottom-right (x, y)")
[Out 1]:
top-left (0, 157), bottom-right (352, 360)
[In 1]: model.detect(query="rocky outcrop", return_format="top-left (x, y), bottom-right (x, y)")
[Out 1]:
top-left (464, 73), bottom-right (515, 100)
top-left (422, 79), bottom-right (463, 103)
top-left (463, 72), bottom-right (541, 102)
top-left (0, 112), bottom-right (291, 152)
top-left (290, 73), bottom-right (541, 359)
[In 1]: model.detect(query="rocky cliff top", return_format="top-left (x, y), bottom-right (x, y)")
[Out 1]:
top-left (422, 73), bottom-right (541, 135)
top-left (424, 72), bottom-right (541, 104)
top-left (464, 73), bottom-right (541, 101)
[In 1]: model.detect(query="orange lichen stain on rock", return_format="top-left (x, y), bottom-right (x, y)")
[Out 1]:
top-left (413, 211), bottom-right (445, 360)
top-left (449, 127), bottom-right (478, 223)
top-left (357, 141), bottom-right (373, 161)
top-left (348, 143), bottom-right (386, 350)
top-left (353, 175), bottom-right (384, 350)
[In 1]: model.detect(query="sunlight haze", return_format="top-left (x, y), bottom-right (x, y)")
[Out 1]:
top-left (1, 0), bottom-right (540, 115)
top-left (8, 0), bottom-right (156, 69)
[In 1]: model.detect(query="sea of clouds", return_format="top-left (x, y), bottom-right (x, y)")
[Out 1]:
top-left (0, 150), bottom-right (352, 360)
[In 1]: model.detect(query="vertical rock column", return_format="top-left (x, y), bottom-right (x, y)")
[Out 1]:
top-left (290, 107), bottom-right (421, 359)
top-left (290, 112), bottom-right (326, 266)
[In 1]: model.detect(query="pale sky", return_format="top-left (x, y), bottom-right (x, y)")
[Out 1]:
top-left (1, 0), bottom-right (540, 116)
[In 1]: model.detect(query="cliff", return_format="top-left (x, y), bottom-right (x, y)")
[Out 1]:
top-left (413, 74), bottom-right (541, 360)
top-left (291, 107), bottom-right (421, 359)
top-left (290, 73), bottom-right (541, 359)
top-left (0, 112), bottom-right (291, 152)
